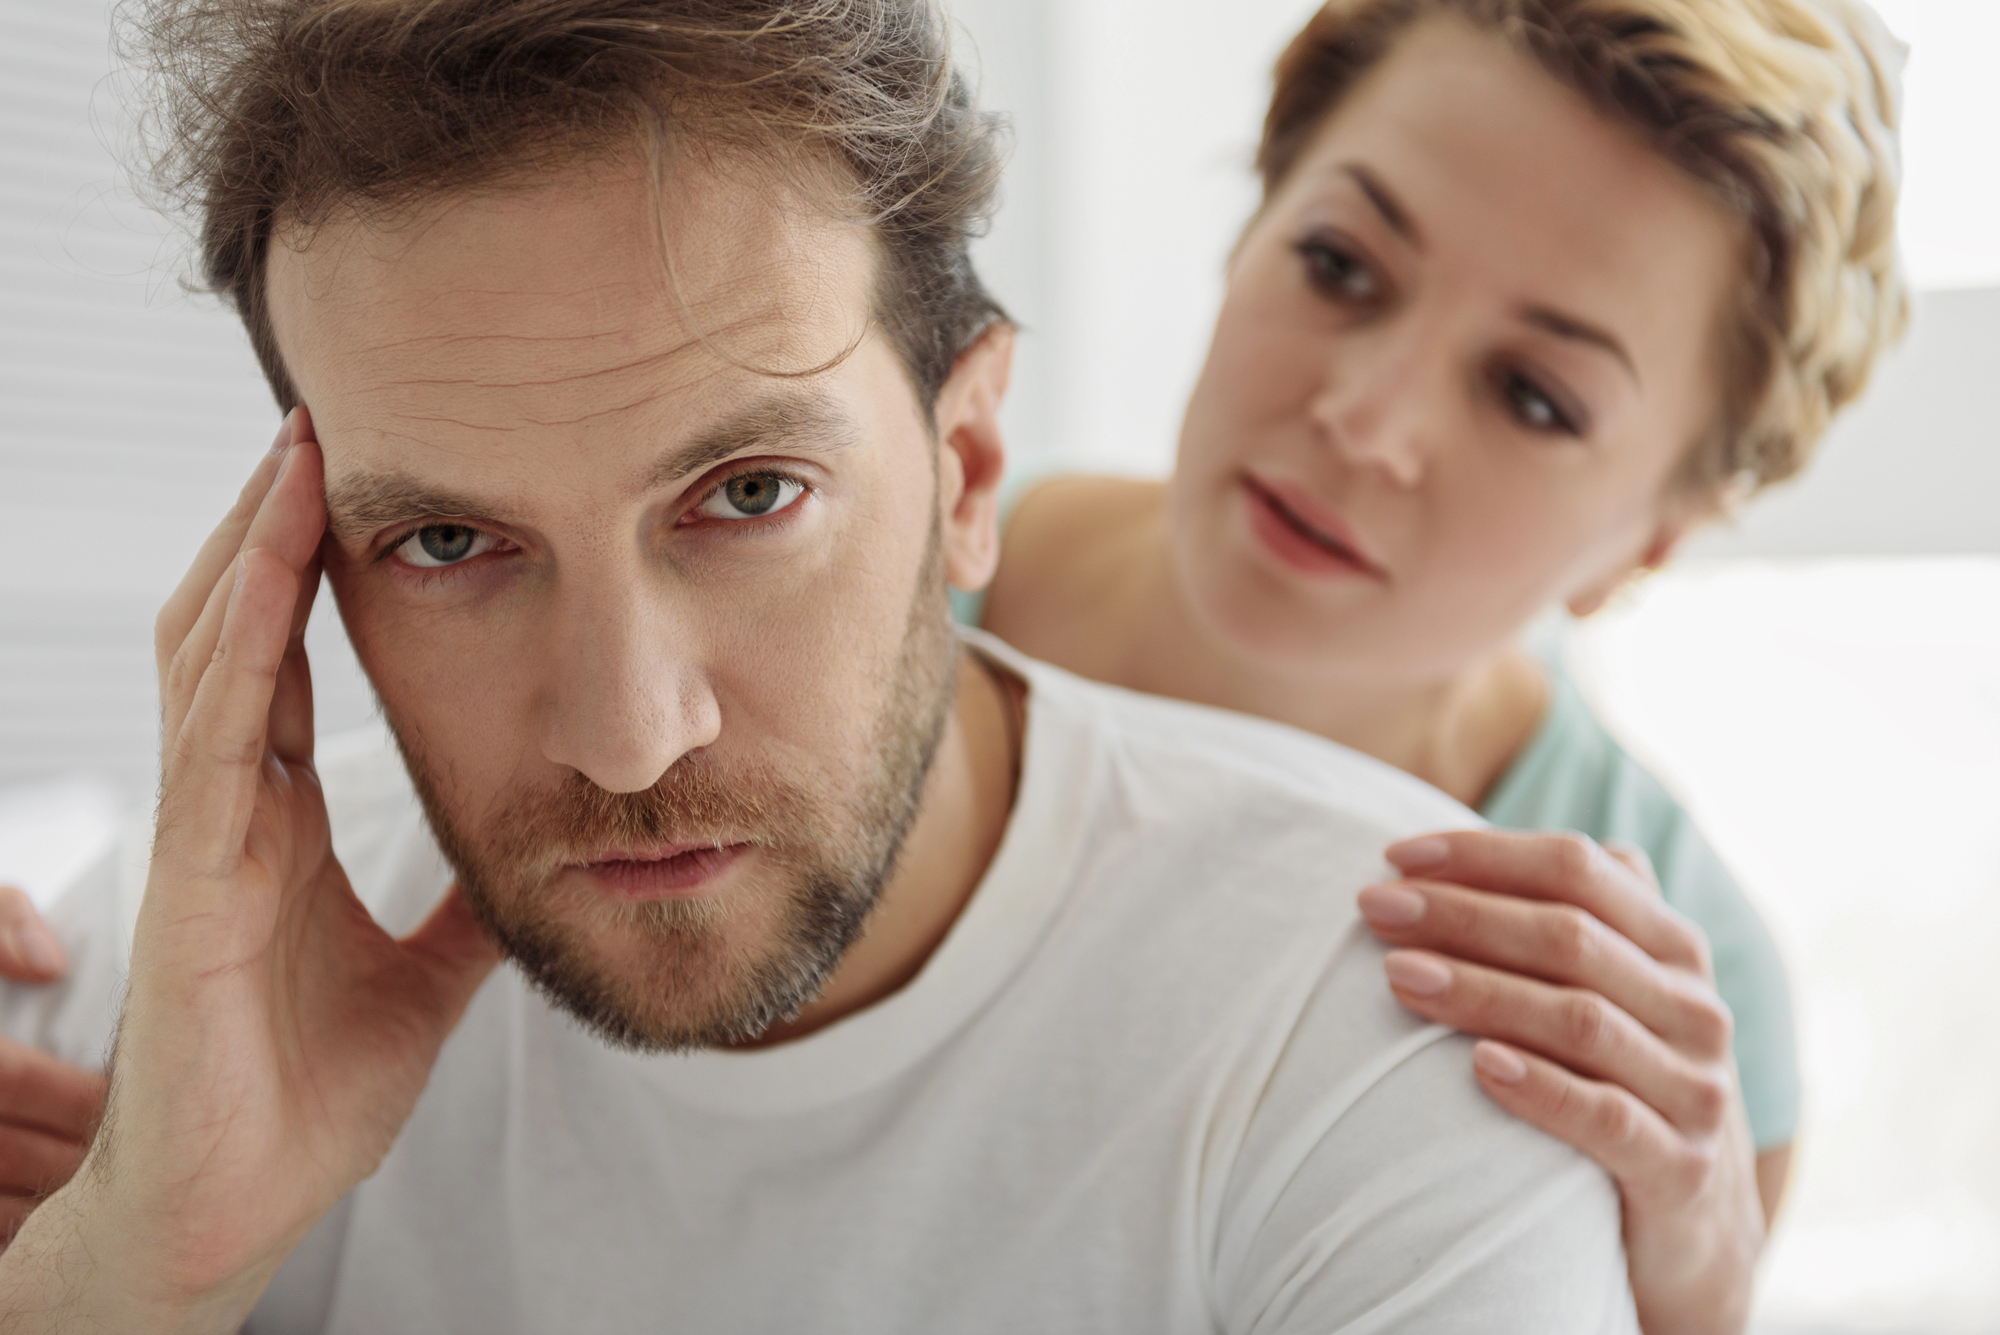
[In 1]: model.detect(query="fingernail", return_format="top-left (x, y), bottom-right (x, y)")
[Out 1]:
top-left (1474, 1040), bottom-right (1527, 1085)
top-left (270, 410), bottom-right (298, 455)
top-left (1357, 883), bottom-right (1426, 927)
top-left (1384, 951), bottom-right (1452, 997)
top-left (15, 921), bottom-right (64, 976)
top-left (1385, 835), bottom-right (1449, 870)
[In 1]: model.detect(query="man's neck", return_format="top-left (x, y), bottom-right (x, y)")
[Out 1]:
top-left (749, 646), bottom-right (1023, 1045)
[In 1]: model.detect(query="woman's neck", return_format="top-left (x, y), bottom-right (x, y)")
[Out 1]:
top-left (1109, 507), bottom-right (1550, 810)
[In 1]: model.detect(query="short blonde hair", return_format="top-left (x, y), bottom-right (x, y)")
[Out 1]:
top-left (1259, 0), bottom-right (1909, 494)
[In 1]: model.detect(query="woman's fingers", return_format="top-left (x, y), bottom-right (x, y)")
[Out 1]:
top-left (0, 1039), bottom-right (106, 1142)
top-left (1359, 878), bottom-right (1734, 1055)
top-left (1470, 1039), bottom-right (1719, 1210)
top-left (1385, 828), bottom-right (1710, 974)
top-left (155, 413), bottom-right (297, 675)
top-left (1384, 949), bottom-right (1735, 1136)
top-left (0, 888), bottom-right (66, 984)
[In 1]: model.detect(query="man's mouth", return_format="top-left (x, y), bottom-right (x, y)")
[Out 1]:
top-left (1241, 473), bottom-right (1387, 580)
top-left (573, 843), bottom-right (750, 901)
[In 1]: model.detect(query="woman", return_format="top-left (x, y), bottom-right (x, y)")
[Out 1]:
top-left (967, 0), bottom-right (1905, 1330)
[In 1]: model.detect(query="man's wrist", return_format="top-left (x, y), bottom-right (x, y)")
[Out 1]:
top-left (0, 1172), bottom-right (273, 1335)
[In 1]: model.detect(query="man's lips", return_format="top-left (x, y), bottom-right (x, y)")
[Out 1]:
top-left (1241, 473), bottom-right (1387, 580)
top-left (572, 842), bottom-right (749, 901)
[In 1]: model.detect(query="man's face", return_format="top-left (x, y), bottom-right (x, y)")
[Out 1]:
top-left (267, 152), bottom-right (959, 1050)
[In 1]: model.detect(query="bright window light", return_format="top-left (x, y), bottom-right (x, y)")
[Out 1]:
top-left (1871, 0), bottom-right (2000, 288)
top-left (1567, 557), bottom-right (2000, 1333)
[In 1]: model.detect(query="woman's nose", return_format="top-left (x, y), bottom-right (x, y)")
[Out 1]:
top-left (1307, 323), bottom-right (1438, 488)
top-left (537, 574), bottom-right (721, 794)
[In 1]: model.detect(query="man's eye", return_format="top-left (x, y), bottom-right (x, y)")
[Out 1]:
top-left (697, 473), bottom-right (805, 522)
top-left (395, 524), bottom-right (498, 568)
top-left (1499, 371), bottom-right (1580, 435)
top-left (1297, 238), bottom-right (1380, 302)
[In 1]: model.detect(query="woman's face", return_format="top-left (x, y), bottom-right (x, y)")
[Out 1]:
top-left (1169, 19), bottom-right (1741, 681)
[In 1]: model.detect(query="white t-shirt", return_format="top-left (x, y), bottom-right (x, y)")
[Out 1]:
top-left (7, 635), bottom-right (1637, 1333)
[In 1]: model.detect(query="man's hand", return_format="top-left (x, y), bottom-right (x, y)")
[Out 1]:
top-left (0, 888), bottom-right (108, 1247)
top-left (0, 413), bottom-right (500, 1332)
top-left (1359, 829), bottom-right (1770, 1335)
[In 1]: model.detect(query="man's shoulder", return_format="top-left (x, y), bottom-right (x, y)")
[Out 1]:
top-left (1000, 637), bottom-right (1476, 847)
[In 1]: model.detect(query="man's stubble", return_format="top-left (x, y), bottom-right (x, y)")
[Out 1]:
top-left (391, 519), bottom-right (956, 1052)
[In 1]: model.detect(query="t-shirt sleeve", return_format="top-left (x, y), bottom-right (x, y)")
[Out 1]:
top-left (1212, 946), bottom-right (1639, 1334)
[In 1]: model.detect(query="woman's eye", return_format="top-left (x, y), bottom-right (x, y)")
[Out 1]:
top-left (1298, 238), bottom-right (1380, 301)
top-left (394, 523), bottom-right (499, 569)
top-left (696, 473), bottom-right (805, 522)
top-left (1500, 371), bottom-right (1579, 435)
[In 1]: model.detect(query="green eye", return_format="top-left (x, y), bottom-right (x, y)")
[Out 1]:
top-left (725, 475), bottom-right (784, 515)
top-left (698, 472), bottom-right (805, 522)
top-left (419, 525), bottom-right (475, 561)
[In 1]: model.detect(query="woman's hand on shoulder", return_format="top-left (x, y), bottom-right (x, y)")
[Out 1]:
top-left (1357, 827), bottom-right (1772, 1335)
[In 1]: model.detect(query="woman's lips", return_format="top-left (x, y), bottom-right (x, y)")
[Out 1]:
top-left (1241, 474), bottom-right (1387, 580)
top-left (574, 843), bottom-right (748, 901)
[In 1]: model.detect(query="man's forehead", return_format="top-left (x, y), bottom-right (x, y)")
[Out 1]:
top-left (265, 153), bottom-right (877, 430)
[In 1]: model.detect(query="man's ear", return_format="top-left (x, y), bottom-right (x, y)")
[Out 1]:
top-left (932, 322), bottom-right (1015, 595)
top-left (1564, 488), bottom-right (1715, 619)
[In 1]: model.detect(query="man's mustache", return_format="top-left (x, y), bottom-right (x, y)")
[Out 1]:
top-left (480, 753), bottom-right (830, 881)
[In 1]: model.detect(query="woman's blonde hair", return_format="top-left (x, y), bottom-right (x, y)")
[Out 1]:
top-left (1259, 0), bottom-right (1909, 494)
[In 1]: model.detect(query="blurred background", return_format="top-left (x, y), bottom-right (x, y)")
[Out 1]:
top-left (1, 0), bottom-right (1994, 1328)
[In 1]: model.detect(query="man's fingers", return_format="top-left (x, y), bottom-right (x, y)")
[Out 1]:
top-left (1383, 950), bottom-right (1734, 1134)
top-left (1471, 1040), bottom-right (1715, 1210)
top-left (1384, 828), bottom-right (1708, 972)
top-left (155, 413), bottom-right (297, 675)
top-left (1358, 879), bottom-right (1729, 1052)
top-left (0, 1039), bottom-right (107, 1141)
top-left (157, 549), bottom-right (299, 888)
top-left (158, 433), bottom-right (328, 757)
top-left (0, 888), bottom-right (66, 983)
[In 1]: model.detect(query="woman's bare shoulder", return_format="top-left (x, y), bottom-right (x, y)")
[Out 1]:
top-left (982, 474), bottom-right (1164, 666)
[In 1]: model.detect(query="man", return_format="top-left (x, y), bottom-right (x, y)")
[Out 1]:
top-left (0, 1), bottom-right (1637, 1329)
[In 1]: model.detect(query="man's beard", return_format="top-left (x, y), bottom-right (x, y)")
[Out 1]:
top-left (393, 532), bottom-right (957, 1052)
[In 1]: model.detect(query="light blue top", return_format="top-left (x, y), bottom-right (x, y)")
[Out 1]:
top-left (955, 477), bottom-right (1798, 1150)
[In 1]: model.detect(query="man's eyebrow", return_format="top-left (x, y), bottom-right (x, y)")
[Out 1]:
top-left (323, 473), bottom-right (505, 544)
top-left (1520, 305), bottom-right (1640, 385)
top-left (1342, 164), bottom-right (1421, 246)
top-left (644, 389), bottom-right (862, 488)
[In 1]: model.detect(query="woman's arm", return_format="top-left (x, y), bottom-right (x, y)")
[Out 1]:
top-left (1358, 828), bottom-right (1785, 1335)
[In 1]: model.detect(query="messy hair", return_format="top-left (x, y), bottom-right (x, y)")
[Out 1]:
top-left (1259, 0), bottom-right (1908, 494)
top-left (125, 0), bottom-right (1008, 412)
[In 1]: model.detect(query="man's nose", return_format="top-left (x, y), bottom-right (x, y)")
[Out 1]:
top-left (537, 572), bottom-right (721, 794)
top-left (1307, 322), bottom-right (1439, 488)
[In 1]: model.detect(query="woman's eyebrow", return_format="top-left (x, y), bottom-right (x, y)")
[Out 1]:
top-left (1342, 164), bottom-right (1422, 246)
top-left (1520, 305), bottom-right (1640, 385)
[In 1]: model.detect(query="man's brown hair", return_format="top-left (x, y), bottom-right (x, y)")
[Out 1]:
top-left (1255, 0), bottom-right (1907, 496)
top-left (129, 0), bottom-right (1007, 412)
